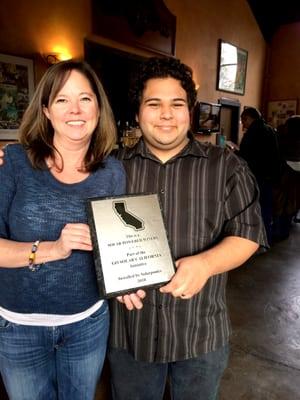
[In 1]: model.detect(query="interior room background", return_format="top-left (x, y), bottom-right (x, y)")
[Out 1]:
top-left (0, 0), bottom-right (299, 143)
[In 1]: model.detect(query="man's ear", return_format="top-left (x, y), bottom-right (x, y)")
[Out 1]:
top-left (135, 114), bottom-right (139, 124)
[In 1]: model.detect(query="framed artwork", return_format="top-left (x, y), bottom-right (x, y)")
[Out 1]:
top-left (267, 99), bottom-right (297, 129)
top-left (0, 53), bottom-right (34, 140)
top-left (217, 40), bottom-right (248, 95)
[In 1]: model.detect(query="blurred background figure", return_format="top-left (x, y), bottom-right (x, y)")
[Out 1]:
top-left (272, 115), bottom-right (300, 240)
top-left (238, 107), bottom-right (282, 245)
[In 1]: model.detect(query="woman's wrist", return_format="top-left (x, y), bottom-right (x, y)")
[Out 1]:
top-left (35, 241), bottom-right (66, 264)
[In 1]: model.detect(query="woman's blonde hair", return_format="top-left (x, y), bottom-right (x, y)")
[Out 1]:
top-left (19, 60), bottom-right (117, 171)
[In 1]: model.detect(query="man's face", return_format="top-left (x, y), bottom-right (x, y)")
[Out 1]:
top-left (136, 77), bottom-right (190, 162)
top-left (241, 115), bottom-right (254, 131)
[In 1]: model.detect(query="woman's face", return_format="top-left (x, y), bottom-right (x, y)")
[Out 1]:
top-left (43, 70), bottom-right (100, 147)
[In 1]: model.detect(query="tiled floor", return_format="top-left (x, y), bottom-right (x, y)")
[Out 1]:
top-left (220, 221), bottom-right (300, 399)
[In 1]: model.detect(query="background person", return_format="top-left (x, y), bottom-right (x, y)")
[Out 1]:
top-left (0, 60), bottom-right (125, 400)
top-left (108, 57), bottom-right (268, 400)
top-left (272, 115), bottom-right (300, 240)
top-left (238, 107), bottom-right (282, 244)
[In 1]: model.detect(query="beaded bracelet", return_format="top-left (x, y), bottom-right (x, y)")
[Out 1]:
top-left (28, 240), bottom-right (40, 271)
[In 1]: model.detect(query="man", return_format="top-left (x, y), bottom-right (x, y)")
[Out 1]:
top-left (108, 58), bottom-right (267, 400)
top-left (0, 57), bottom-right (267, 400)
top-left (238, 107), bottom-right (281, 244)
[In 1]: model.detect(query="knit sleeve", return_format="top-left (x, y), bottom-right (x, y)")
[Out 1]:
top-left (111, 159), bottom-right (126, 196)
top-left (0, 145), bottom-right (17, 238)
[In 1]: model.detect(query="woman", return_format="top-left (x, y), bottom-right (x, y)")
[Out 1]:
top-left (0, 60), bottom-right (126, 399)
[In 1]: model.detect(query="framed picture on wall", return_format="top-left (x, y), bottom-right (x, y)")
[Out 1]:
top-left (267, 99), bottom-right (297, 129)
top-left (0, 53), bottom-right (34, 140)
top-left (216, 40), bottom-right (248, 95)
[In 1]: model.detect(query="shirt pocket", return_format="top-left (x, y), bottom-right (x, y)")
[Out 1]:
top-left (185, 197), bottom-right (224, 253)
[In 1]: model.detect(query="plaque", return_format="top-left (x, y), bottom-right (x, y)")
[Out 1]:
top-left (86, 193), bottom-right (176, 298)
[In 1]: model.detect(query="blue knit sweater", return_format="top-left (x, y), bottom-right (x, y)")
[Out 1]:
top-left (0, 144), bottom-right (126, 314)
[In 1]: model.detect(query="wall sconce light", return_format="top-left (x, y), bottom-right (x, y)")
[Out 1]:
top-left (45, 53), bottom-right (62, 65)
top-left (43, 53), bottom-right (60, 66)
top-left (43, 52), bottom-right (72, 66)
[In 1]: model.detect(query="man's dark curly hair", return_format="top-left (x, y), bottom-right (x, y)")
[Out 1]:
top-left (130, 57), bottom-right (197, 115)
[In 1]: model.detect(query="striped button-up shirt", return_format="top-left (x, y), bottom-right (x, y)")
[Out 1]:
top-left (109, 136), bottom-right (267, 363)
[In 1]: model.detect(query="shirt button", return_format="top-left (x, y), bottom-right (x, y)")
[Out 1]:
top-left (160, 189), bottom-right (165, 194)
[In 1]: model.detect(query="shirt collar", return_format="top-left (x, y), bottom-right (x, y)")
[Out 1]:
top-left (121, 132), bottom-right (208, 162)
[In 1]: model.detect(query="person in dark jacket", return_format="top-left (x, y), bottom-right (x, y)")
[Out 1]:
top-left (272, 115), bottom-right (300, 239)
top-left (238, 107), bottom-right (282, 244)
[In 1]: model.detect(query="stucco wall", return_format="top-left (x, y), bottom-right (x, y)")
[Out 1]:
top-left (0, 0), bottom-right (268, 141)
top-left (165, 0), bottom-right (266, 109)
top-left (268, 22), bottom-right (300, 113)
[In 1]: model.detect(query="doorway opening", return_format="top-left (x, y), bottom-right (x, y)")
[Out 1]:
top-left (218, 97), bottom-right (241, 144)
top-left (84, 39), bottom-right (146, 134)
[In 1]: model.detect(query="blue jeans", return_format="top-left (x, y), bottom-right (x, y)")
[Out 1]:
top-left (0, 301), bottom-right (109, 400)
top-left (108, 345), bottom-right (229, 400)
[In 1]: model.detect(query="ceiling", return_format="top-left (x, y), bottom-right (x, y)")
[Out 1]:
top-left (247, 0), bottom-right (300, 41)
